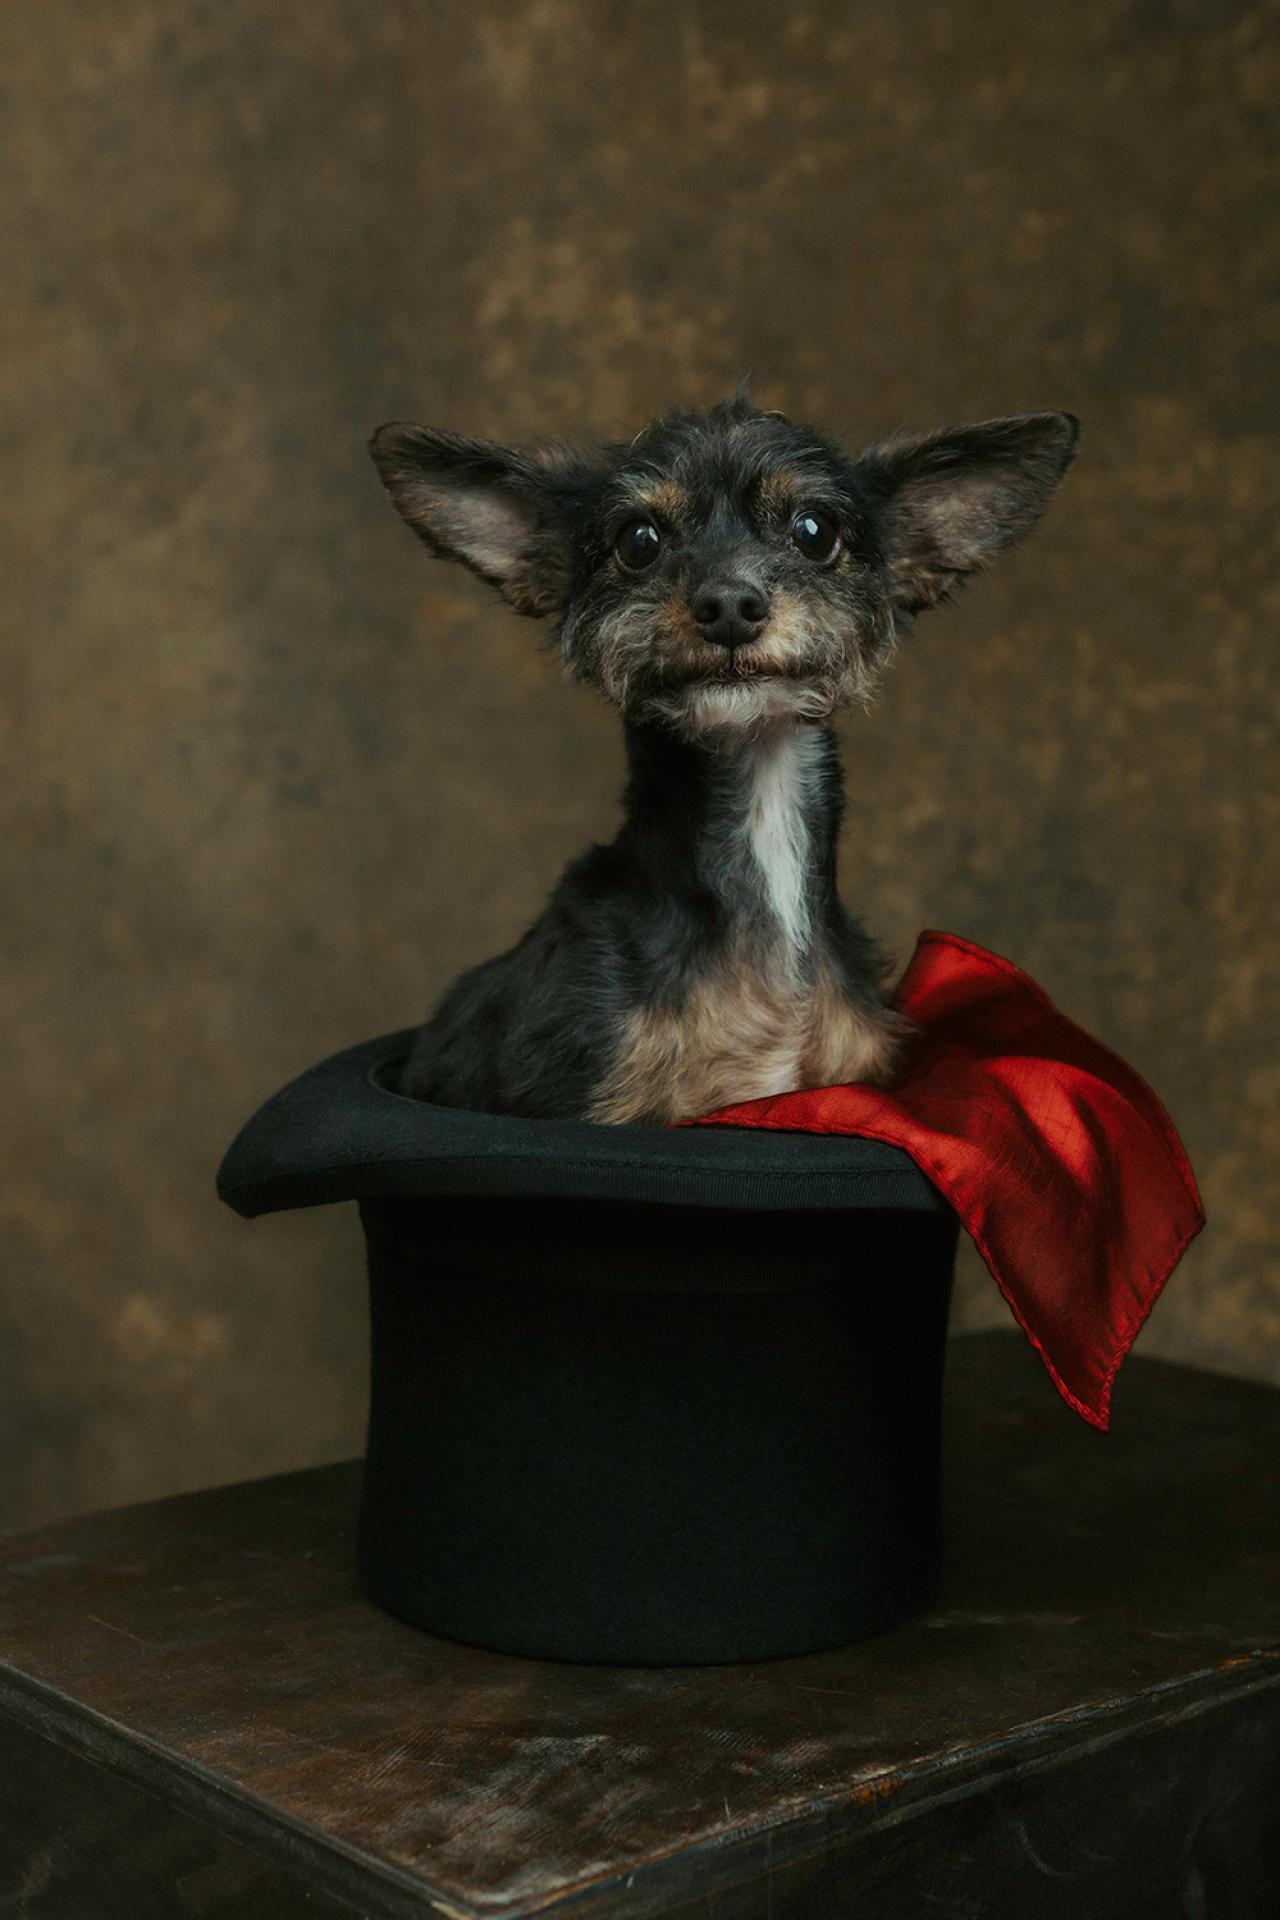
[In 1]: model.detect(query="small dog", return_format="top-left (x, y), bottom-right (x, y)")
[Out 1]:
top-left (370, 383), bottom-right (1078, 1123)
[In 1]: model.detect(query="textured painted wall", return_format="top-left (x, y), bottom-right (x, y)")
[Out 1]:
top-left (3, 0), bottom-right (1276, 1531)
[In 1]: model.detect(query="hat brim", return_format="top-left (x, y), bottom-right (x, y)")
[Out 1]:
top-left (217, 1029), bottom-right (947, 1220)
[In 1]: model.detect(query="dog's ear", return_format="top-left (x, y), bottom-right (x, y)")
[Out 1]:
top-left (368, 424), bottom-right (589, 617)
top-left (863, 412), bottom-right (1080, 615)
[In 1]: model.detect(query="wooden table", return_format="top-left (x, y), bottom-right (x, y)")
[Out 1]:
top-left (1, 1331), bottom-right (1278, 1918)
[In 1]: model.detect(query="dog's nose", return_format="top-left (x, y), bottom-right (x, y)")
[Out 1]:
top-left (691, 580), bottom-right (770, 651)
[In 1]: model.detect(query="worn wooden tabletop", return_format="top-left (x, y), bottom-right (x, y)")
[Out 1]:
top-left (2, 1331), bottom-right (1278, 1919)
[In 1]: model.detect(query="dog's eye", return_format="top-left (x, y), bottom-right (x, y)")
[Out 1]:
top-left (615, 518), bottom-right (662, 571)
top-left (790, 510), bottom-right (840, 562)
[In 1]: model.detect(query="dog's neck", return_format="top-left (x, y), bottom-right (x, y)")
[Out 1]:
top-left (617, 718), bottom-right (843, 969)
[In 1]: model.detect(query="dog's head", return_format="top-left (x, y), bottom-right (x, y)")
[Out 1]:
top-left (370, 385), bottom-right (1079, 742)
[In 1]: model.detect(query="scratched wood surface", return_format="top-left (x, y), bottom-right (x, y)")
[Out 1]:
top-left (1, 1331), bottom-right (1279, 1919)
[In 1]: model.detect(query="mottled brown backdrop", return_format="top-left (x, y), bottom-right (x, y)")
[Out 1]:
top-left (3, 0), bottom-right (1277, 1531)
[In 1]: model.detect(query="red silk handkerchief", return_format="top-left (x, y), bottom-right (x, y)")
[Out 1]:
top-left (690, 931), bottom-right (1205, 1429)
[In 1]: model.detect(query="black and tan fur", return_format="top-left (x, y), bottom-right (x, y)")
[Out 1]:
top-left (370, 384), bottom-right (1079, 1122)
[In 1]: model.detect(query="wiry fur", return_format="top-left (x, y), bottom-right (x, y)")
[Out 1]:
top-left (368, 386), bottom-right (1080, 1122)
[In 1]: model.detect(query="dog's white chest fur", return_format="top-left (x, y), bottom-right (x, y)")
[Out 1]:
top-left (739, 728), bottom-right (818, 963)
top-left (590, 727), bottom-right (901, 1124)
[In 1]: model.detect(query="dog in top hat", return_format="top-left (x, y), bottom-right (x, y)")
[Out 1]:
top-left (370, 382), bottom-right (1078, 1123)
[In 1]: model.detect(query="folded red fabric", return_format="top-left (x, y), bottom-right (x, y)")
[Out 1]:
top-left (689, 931), bottom-right (1205, 1429)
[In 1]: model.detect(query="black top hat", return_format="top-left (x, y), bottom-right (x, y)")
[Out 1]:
top-left (219, 1031), bottom-right (958, 1665)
